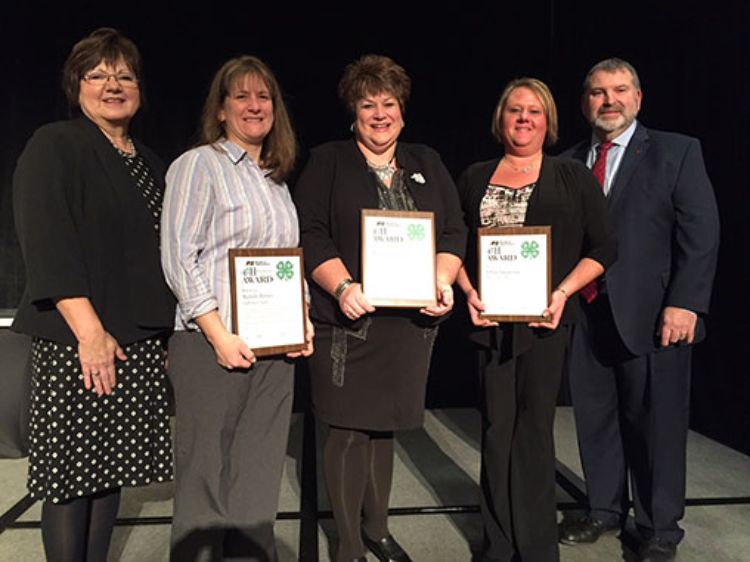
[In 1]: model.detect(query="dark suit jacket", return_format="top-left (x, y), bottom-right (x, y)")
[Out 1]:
top-left (562, 123), bottom-right (720, 356)
top-left (12, 116), bottom-right (176, 345)
top-left (294, 139), bottom-right (467, 327)
top-left (458, 154), bottom-right (617, 331)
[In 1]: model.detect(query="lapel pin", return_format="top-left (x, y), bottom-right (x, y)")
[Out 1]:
top-left (410, 172), bottom-right (426, 184)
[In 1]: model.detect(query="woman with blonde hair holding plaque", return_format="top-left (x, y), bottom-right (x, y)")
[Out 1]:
top-left (456, 78), bottom-right (616, 561)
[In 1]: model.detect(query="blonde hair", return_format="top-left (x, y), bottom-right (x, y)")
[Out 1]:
top-left (491, 77), bottom-right (558, 146)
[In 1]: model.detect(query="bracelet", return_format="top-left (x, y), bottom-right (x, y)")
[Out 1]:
top-left (555, 286), bottom-right (569, 298)
top-left (334, 278), bottom-right (354, 301)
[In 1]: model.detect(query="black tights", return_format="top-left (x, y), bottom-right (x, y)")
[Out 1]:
top-left (41, 488), bottom-right (121, 562)
top-left (323, 426), bottom-right (394, 561)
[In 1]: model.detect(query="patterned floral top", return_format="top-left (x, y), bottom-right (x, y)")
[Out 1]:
top-left (479, 182), bottom-right (536, 227)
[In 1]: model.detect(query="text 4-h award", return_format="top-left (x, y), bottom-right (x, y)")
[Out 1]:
top-left (478, 226), bottom-right (551, 322)
top-left (229, 248), bottom-right (306, 356)
top-left (361, 210), bottom-right (437, 307)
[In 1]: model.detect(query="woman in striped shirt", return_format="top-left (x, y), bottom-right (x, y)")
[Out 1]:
top-left (161, 55), bottom-right (312, 562)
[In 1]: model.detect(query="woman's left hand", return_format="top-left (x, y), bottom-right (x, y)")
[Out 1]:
top-left (420, 283), bottom-right (455, 317)
top-left (528, 289), bottom-right (567, 330)
top-left (287, 315), bottom-right (315, 358)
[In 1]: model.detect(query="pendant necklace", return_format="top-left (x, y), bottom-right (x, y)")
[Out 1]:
top-left (503, 156), bottom-right (539, 174)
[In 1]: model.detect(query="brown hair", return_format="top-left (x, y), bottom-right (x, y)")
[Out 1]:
top-left (491, 77), bottom-right (559, 146)
top-left (338, 54), bottom-right (411, 114)
top-left (199, 55), bottom-right (296, 182)
top-left (62, 27), bottom-right (143, 111)
top-left (583, 57), bottom-right (641, 92)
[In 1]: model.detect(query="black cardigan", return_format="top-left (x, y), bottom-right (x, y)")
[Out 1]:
top-left (458, 155), bottom-right (617, 330)
top-left (294, 139), bottom-right (467, 327)
top-left (12, 117), bottom-right (175, 345)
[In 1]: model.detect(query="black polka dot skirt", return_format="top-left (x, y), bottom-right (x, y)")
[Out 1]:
top-left (27, 337), bottom-right (173, 503)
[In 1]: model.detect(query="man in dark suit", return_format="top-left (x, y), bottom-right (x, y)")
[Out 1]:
top-left (558, 58), bottom-right (719, 562)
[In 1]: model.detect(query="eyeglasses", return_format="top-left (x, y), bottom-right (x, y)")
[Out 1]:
top-left (82, 72), bottom-right (139, 88)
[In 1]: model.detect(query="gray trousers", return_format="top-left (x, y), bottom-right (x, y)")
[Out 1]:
top-left (168, 331), bottom-right (294, 562)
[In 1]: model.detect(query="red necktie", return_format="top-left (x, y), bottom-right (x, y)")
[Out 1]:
top-left (592, 141), bottom-right (613, 187)
top-left (580, 141), bottom-right (613, 304)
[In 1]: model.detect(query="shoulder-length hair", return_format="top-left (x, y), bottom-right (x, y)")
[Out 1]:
top-left (62, 27), bottom-right (144, 113)
top-left (199, 55), bottom-right (296, 182)
top-left (491, 77), bottom-right (559, 146)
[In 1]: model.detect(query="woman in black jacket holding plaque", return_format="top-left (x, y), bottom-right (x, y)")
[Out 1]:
top-left (456, 78), bottom-right (616, 562)
top-left (294, 54), bottom-right (466, 562)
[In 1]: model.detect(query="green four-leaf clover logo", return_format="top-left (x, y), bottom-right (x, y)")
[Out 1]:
top-left (407, 223), bottom-right (425, 241)
top-left (276, 260), bottom-right (294, 280)
top-left (520, 240), bottom-right (540, 259)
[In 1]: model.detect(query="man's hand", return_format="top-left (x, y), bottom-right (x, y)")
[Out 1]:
top-left (658, 306), bottom-right (697, 347)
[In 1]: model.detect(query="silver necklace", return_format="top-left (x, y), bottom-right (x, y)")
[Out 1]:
top-left (367, 156), bottom-right (397, 183)
top-left (503, 156), bottom-right (539, 174)
top-left (100, 128), bottom-right (136, 156)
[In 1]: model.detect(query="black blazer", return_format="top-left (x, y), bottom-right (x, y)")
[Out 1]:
top-left (294, 139), bottom-right (467, 327)
top-left (12, 117), bottom-right (176, 345)
top-left (458, 155), bottom-right (617, 332)
top-left (563, 123), bottom-right (720, 355)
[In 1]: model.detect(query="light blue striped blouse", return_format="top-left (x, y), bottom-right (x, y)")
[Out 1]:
top-left (161, 139), bottom-right (299, 331)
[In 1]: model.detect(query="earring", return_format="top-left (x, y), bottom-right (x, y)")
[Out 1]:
top-left (349, 122), bottom-right (355, 133)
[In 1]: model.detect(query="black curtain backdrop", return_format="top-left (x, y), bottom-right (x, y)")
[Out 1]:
top-left (2, 3), bottom-right (748, 453)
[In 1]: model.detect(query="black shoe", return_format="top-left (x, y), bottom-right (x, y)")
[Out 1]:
top-left (362, 533), bottom-right (413, 562)
top-left (558, 515), bottom-right (620, 545)
top-left (638, 537), bottom-right (677, 562)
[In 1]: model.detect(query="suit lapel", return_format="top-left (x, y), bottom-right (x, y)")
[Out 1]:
top-left (345, 140), bottom-right (381, 209)
top-left (76, 117), bottom-right (159, 252)
top-left (608, 124), bottom-right (650, 209)
top-left (568, 140), bottom-right (589, 165)
top-left (77, 117), bottom-right (142, 211)
top-left (396, 143), bottom-right (430, 209)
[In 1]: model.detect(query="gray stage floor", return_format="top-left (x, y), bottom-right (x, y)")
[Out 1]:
top-left (1, 407), bottom-right (749, 561)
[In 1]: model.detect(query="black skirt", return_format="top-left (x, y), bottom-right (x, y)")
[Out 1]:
top-left (308, 314), bottom-right (438, 431)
